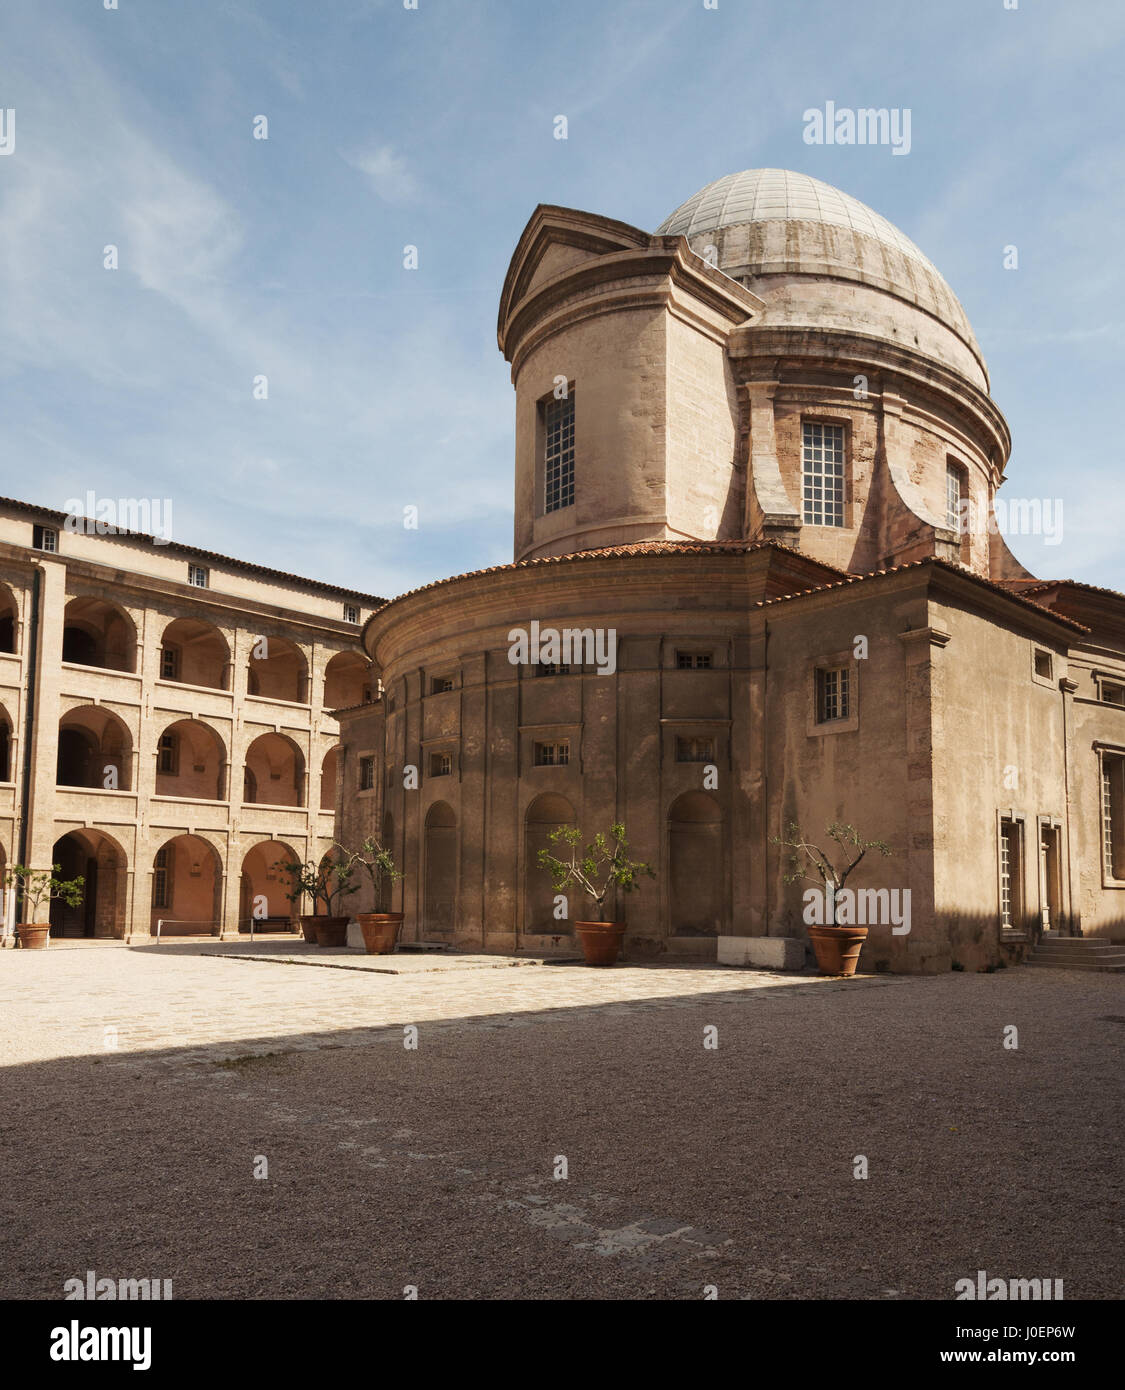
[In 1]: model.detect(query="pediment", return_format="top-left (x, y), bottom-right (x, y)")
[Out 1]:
top-left (498, 205), bottom-right (653, 343)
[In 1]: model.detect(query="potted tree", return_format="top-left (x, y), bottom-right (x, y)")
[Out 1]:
top-left (338, 838), bottom-right (405, 954)
top-left (4, 864), bottom-right (86, 949)
top-left (537, 823), bottom-right (654, 966)
top-left (278, 853), bottom-right (359, 947)
top-left (772, 821), bottom-right (892, 976)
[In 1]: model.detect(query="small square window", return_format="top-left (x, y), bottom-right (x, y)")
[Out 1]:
top-left (1034, 650), bottom-right (1053, 681)
top-left (675, 735), bottom-right (715, 763)
top-left (429, 751), bottom-right (453, 777)
top-left (188, 564), bottom-right (209, 588)
top-left (534, 740), bottom-right (570, 767)
top-left (32, 524), bottom-right (58, 553)
top-left (359, 756), bottom-right (376, 791)
top-left (816, 666), bottom-right (850, 723)
top-left (676, 651), bottom-right (713, 670)
top-left (343, 604), bottom-right (360, 625)
top-left (431, 676), bottom-right (455, 694)
top-left (1102, 681), bottom-right (1125, 707)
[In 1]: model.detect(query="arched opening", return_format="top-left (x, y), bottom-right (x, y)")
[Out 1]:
top-left (238, 840), bottom-right (298, 934)
top-left (48, 830), bottom-right (127, 939)
top-left (323, 650), bottom-right (368, 710)
top-left (243, 732), bottom-right (305, 807)
top-left (0, 584), bottom-right (17, 654)
top-left (525, 793), bottom-right (577, 934)
top-left (320, 746), bottom-right (339, 811)
top-left (62, 597), bottom-right (137, 672)
top-left (57, 706), bottom-right (132, 790)
top-left (245, 635), bottom-right (308, 703)
top-left (149, 834), bottom-right (221, 936)
top-left (159, 617), bottom-right (230, 690)
top-left (423, 801), bottom-right (457, 938)
top-left (0, 705), bottom-right (12, 782)
top-left (668, 792), bottom-right (723, 937)
top-left (154, 719), bottom-right (227, 801)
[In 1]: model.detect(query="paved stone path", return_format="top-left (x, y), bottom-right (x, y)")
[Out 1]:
top-left (2, 944), bottom-right (1120, 1299)
top-left (0, 939), bottom-right (864, 1067)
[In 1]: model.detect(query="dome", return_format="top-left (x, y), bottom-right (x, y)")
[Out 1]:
top-left (656, 169), bottom-right (984, 383)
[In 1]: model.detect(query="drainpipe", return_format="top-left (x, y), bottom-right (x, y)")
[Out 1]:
top-left (14, 566), bottom-right (42, 929)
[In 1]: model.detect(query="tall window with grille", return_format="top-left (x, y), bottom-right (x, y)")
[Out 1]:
top-left (543, 394), bottom-right (575, 514)
top-left (816, 666), bottom-right (850, 723)
top-left (999, 818), bottom-right (1023, 928)
top-left (1102, 753), bottom-right (1125, 879)
top-left (802, 422), bottom-right (845, 527)
top-left (359, 756), bottom-right (375, 791)
top-left (152, 847), bottom-right (170, 909)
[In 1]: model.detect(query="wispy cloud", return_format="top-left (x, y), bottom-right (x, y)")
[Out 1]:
top-left (340, 144), bottom-right (419, 204)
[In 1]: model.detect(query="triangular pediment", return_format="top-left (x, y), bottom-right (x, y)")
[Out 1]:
top-left (497, 205), bottom-right (653, 344)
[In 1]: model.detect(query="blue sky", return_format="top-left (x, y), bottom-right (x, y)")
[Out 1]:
top-left (0, 0), bottom-right (1122, 598)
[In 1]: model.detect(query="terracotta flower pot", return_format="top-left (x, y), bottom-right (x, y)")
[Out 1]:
top-left (311, 916), bottom-right (350, 948)
top-left (16, 923), bottom-right (50, 950)
top-left (298, 916), bottom-right (319, 944)
top-left (356, 913), bottom-right (404, 955)
top-left (807, 924), bottom-right (868, 976)
top-left (575, 921), bottom-right (625, 967)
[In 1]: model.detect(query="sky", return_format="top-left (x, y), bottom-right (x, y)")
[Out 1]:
top-left (0, 0), bottom-right (1122, 599)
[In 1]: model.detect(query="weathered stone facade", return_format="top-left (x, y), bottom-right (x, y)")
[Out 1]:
top-left (337, 169), bottom-right (1125, 971)
top-left (0, 498), bottom-right (376, 940)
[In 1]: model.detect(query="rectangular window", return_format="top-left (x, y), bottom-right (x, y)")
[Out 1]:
top-left (534, 740), bottom-right (570, 767)
top-left (359, 755), bottom-right (376, 791)
top-left (1102, 754), bottom-right (1125, 880)
top-left (802, 422), bottom-right (845, 527)
top-left (32, 524), bottom-right (58, 553)
top-left (429, 751), bottom-right (453, 777)
top-left (152, 847), bottom-right (170, 909)
top-left (160, 647), bottom-right (179, 681)
top-left (157, 733), bottom-right (178, 775)
top-left (343, 604), bottom-right (360, 624)
top-left (544, 395), bottom-right (575, 514)
top-left (536, 663), bottom-right (570, 677)
top-left (1034, 649), bottom-right (1053, 681)
top-left (431, 676), bottom-right (455, 694)
top-left (946, 462), bottom-right (967, 533)
top-left (1101, 681), bottom-right (1125, 707)
top-left (816, 666), bottom-right (850, 723)
top-left (188, 564), bottom-right (208, 588)
top-left (676, 651), bottom-right (713, 670)
top-left (1000, 817), bottom-right (1024, 927)
top-left (675, 735), bottom-right (715, 763)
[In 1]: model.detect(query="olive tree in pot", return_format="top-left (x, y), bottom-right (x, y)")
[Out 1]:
top-left (278, 854), bottom-right (359, 947)
top-left (771, 821), bottom-right (892, 976)
top-left (339, 838), bottom-right (404, 954)
top-left (536, 823), bottom-right (654, 966)
top-left (4, 864), bottom-right (86, 950)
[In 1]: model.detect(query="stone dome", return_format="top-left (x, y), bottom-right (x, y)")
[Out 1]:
top-left (657, 168), bottom-right (986, 385)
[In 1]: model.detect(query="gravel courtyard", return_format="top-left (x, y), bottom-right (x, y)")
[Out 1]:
top-left (1, 942), bottom-right (1121, 1300)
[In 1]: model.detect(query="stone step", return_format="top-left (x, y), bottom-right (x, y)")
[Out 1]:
top-left (1027, 958), bottom-right (1125, 972)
